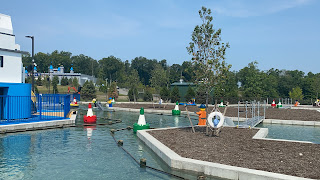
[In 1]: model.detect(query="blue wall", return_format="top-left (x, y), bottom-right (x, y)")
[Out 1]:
top-left (0, 83), bottom-right (31, 119)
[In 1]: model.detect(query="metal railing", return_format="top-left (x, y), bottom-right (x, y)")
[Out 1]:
top-left (0, 94), bottom-right (70, 125)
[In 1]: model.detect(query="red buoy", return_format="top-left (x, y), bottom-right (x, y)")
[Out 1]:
top-left (83, 103), bottom-right (97, 124)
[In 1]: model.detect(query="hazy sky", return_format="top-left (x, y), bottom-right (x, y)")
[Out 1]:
top-left (1, 0), bottom-right (319, 73)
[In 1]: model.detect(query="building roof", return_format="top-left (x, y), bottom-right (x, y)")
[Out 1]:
top-left (0, 47), bottom-right (28, 54)
top-left (171, 80), bottom-right (194, 86)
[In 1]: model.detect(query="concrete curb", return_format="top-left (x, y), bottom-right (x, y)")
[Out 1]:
top-left (264, 119), bottom-right (320, 126)
top-left (137, 127), bottom-right (314, 180)
top-left (0, 112), bottom-right (77, 132)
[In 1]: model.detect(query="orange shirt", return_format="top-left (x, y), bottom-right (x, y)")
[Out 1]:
top-left (196, 110), bottom-right (206, 119)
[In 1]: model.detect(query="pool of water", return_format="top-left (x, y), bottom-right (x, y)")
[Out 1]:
top-left (0, 107), bottom-right (223, 180)
top-left (257, 123), bottom-right (320, 144)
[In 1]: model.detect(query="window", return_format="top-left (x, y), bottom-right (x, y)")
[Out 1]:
top-left (0, 56), bottom-right (3, 67)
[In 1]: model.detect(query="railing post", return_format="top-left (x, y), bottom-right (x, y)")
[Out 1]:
top-left (237, 101), bottom-right (239, 126)
top-left (39, 94), bottom-right (42, 120)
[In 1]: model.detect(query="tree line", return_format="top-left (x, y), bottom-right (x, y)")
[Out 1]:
top-left (23, 51), bottom-right (320, 103)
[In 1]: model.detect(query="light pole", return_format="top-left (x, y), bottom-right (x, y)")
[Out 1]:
top-left (25, 36), bottom-right (35, 92)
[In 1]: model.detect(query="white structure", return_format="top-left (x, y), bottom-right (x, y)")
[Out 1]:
top-left (0, 13), bottom-right (26, 83)
top-left (37, 65), bottom-right (97, 86)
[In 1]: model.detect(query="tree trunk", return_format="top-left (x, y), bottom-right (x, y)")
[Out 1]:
top-left (206, 88), bottom-right (209, 135)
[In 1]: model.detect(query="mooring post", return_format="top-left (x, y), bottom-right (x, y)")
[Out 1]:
top-left (245, 101), bottom-right (248, 122)
top-left (237, 101), bottom-right (240, 126)
top-left (258, 101), bottom-right (260, 118)
top-left (264, 100), bottom-right (266, 119)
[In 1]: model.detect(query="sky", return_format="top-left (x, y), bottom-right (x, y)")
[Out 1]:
top-left (1, 0), bottom-right (319, 73)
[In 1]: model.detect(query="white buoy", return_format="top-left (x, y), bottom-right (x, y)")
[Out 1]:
top-left (137, 108), bottom-right (146, 125)
top-left (87, 103), bottom-right (94, 117)
top-left (174, 103), bottom-right (179, 110)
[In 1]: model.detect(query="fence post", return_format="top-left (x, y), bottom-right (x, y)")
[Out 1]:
top-left (238, 101), bottom-right (239, 126)
top-left (38, 94), bottom-right (42, 120)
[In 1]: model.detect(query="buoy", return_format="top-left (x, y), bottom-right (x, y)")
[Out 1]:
top-left (219, 100), bottom-right (225, 107)
top-left (83, 103), bottom-right (97, 124)
top-left (207, 111), bottom-right (225, 128)
top-left (271, 99), bottom-right (276, 107)
top-left (172, 101), bottom-right (181, 115)
top-left (277, 101), bottom-right (282, 108)
top-left (133, 108), bottom-right (150, 133)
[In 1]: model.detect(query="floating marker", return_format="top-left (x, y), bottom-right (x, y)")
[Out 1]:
top-left (172, 101), bottom-right (181, 115)
top-left (133, 108), bottom-right (150, 133)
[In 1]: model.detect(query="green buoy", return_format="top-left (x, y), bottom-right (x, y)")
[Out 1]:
top-left (133, 108), bottom-right (150, 133)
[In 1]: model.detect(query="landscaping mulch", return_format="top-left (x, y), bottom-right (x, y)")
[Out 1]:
top-left (114, 103), bottom-right (320, 121)
top-left (148, 127), bottom-right (320, 179)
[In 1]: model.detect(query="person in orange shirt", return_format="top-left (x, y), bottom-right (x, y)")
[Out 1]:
top-left (196, 104), bottom-right (206, 126)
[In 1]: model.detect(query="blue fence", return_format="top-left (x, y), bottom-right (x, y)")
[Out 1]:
top-left (0, 94), bottom-right (71, 125)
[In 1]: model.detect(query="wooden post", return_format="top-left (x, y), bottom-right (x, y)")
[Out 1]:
top-left (185, 106), bottom-right (195, 133)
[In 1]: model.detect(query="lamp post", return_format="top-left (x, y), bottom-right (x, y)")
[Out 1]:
top-left (25, 36), bottom-right (35, 92)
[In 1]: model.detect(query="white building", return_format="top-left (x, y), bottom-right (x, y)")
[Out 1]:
top-left (0, 13), bottom-right (26, 83)
top-left (35, 65), bottom-right (97, 86)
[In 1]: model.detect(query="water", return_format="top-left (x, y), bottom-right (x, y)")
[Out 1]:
top-left (257, 123), bottom-right (320, 144)
top-left (2, 107), bottom-right (319, 180)
top-left (0, 107), bottom-right (222, 180)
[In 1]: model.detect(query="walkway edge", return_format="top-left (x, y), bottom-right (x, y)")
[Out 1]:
top-left (137, 128), bottom-right (313, 180)
top-left (0, 111), bottom-right (77, 132)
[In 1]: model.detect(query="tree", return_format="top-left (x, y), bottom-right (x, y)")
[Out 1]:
top-left (289, 87), bottom-right (304, 101)
top-left (52, 79), bottom-right (59, 94)
top-left (36, 77), bottom-right (43, 86)
top-left (72, 78), bottom-right (79, 89)
top-left (128, 87), bottom-right (138, 101)
top-left (185, 86), bottom-right (195, 102)
top-left (150, 64), bottom-right (169, 90)
top-left (81, 80), bottom-right (96, 100)
top-left (125, 69), bottom-right (140, 102)
top-left (61, 77), bottom-right (69, 86)
top-left (160, 86), bottom-right (170, 102)
top-left (98, 56), bottom-right (125, 84)
top-left (170, 86), bottom-right (180, 103)
top-left (237, 61), bottom-right (263, 98)
top-left (108, 82), bottom-right (118, 99)
top-left (187, 6), bottom-right (230, 110)
top-left (143, 88), bottom-right (153, 101)
top-left (131, 56), bottom-right (158, 85)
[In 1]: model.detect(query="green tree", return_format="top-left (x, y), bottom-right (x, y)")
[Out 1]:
top-left (195, 88), bottom-right (208, 104)
top-left (36, 77), bottom-right (43, 86)
top-left (108, 82), bottom-right (118, 99)
top-left (237, 61), bottom-right (263, 98)
top-left (98, 56), bottom-right (125, 84)
top-left (150, 64), bottom-right (169, 90)
top-left (143, 88), bottom-right (153, 101)
top-left (131, 56), bottom-right (158, 85)
top-left (289, 87), bottom-right (304, 101)
top-left (128, 87), bottom-right (138, 101)
top-left (124, 69), bottom-right (140, 102)
top-left (185, 86), bottom-right (195, 102)
top-left (170, 86), bottom-right (180, 103)
top-left (52, 81), bottom-right (58, 94)
top-left (52, 76), bottom-right (59, 85)
top-left (72, 78), bottom-right (79, 89)
top-left (81, 80), bottom-right (96, 100)
top-left (160, 86), bottom-right (170, 102)
top-left (60, 77), bottom-right (68, 86)
top-left (187, 6), bottom-right (230, 109)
